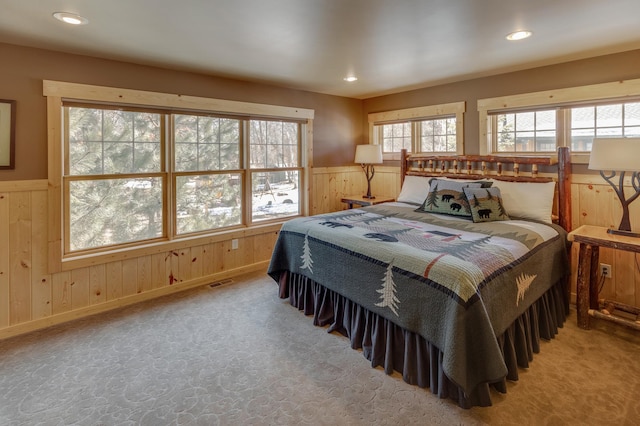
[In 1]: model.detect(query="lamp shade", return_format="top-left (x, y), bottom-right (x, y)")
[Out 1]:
top-left (588, 137), bottom-right (640, 171)
top-left (354, 144), bottom-right (383, 164)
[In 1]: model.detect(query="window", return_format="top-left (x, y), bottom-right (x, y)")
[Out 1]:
top-left (380, 122), bottom-right (412, 153)
top-left (494, 110), bottom-right (557, 153)
top-left (478, 78), bottom-right (640, 162)
top-left (173, 113), bottom-right (242, 235)
top-left (569, 102), bottom-right (640, 151)
top-left (369, 102), bottom-right (465, 159)
top-left (420, 117), bottom-right (458, 153)
top-left (46, 81), bottom-right (313, 264)
top-left (66, 106), bottom-right (165, 251)
top-left (249, 119), bottom-right (301, 222)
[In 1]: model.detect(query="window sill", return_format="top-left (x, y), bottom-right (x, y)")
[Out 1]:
top-left (57, 222), bottom-right (283, 272)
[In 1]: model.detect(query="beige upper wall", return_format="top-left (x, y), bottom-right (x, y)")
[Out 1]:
top-left (2, 42), bottom-right (640, 181)
top-left (0, 42), bottom-right (363, 180)
top-left (363, 49), bottom-right (640, 159)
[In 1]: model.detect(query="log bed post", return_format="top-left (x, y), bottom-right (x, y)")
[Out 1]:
top-left (558, 146), bottom-right (572, 232)
top-left (400, 149), bottom-right (407, 187)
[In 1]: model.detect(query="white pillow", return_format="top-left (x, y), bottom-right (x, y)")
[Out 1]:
top-left (488, 180), bottom-right (556, 223)
top-left (397, 176), bottom-right (431, 205)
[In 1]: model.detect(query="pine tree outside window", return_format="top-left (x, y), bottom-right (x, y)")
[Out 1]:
top-left (368, 102), bottom-right (466, 160)
top-left (48, 81), bottom-right (313, 263)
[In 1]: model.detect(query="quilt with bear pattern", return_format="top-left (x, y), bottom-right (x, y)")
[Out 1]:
top-left (268, 202), bottom-right (569, 395)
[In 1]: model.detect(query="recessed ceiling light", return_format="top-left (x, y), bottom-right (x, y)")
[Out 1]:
top-left (53, 12), bottom-right (89, 25)
top-left (343, 76), bottom-right (358, 82)
top-left (506, 30), bottom-right (532, 41)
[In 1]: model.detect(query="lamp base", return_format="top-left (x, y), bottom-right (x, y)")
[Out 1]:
top-left (362, 195), bottom-right (375, 199)
top-left (607, 228), bottom-right (640, 238)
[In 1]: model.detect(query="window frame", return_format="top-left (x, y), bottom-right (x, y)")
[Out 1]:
top-left (368, 102), bottom-right (466, 160)
top-left (45, 80), bottom-right (313, 272)
top-left (478, 78), bottom-right (640, 163)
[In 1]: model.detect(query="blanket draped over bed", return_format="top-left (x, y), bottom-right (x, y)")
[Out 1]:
top-left (268, 203), bottom-right (569, 407)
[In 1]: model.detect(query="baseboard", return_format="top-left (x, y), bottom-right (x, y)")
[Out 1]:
top-left (0, 260), bottom-right (270, 341)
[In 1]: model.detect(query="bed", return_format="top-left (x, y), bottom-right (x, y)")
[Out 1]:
top-left (268, 147), bottom-right (572, 408)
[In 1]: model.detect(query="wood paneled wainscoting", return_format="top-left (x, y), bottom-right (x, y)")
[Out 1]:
top-left (0, 180), bottom-right (279, 340)
top-left (310, 165), bottom-right (401, 214)
top-left (2, 170), bottom-right (639, 339)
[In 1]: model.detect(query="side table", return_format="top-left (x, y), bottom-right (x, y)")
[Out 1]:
top-left (568, 224), bottom-right (640, 330)
top-left (341, 194), bottom-right (395, 209)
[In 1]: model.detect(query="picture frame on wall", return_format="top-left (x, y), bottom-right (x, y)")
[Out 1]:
top-left (0, 99), bottom-right (16, 169)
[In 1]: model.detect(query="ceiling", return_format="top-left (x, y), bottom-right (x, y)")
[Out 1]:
top-left (2, 0), bottom-right (640, 99)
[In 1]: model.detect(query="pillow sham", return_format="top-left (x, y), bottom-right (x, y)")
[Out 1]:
top-left (463, 187), bottom-right (510, 223)
top-left (415, 179), bottom-right (484, 217)
top-left (397, 176), bottom-right (431, 205)
top-left (487, 180), bottom-right (556, 223)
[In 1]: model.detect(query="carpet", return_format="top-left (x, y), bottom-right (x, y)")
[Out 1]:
top-left (1, 271), bottom-right (639, 425)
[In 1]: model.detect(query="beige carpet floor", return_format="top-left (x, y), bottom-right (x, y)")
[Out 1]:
top-left (1, 270), bottom-right (639, 425)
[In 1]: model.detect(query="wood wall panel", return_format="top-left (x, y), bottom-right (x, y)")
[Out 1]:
top-left (89, 264), bottom-right (107, 306)
top-left (137, 255), bottom-right (152, 294)
top-left (9, 191), bottom-right (32, 325)
top-left (0, 192), bottom-right (10, 327)
top-left (311, 166), bottom-right (401, 213)
top-left (2, 172), bottom-right (639, 339)
top-left (70, 267), bottom-right (90, 310)
top-left (122, 258), bottom-right (138, 297)
top-left (51, 271), bottom-right (71, 315)
top-left (31, 190), bottom-right (51, 320)
top-left (105, 261), bottom-right (123, 301)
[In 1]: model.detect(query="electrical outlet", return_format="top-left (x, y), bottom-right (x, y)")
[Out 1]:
top-left (231, 239), bottom-right (239, 250)
top-left (599, 263), bottom-right (611, 278)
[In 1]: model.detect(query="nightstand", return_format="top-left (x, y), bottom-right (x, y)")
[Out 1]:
top-left (568, 224), bottom-right (640, 330)
top-left (341, 194), bottom-right (395, 209)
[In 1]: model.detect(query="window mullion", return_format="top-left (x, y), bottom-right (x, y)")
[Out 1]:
top-left (166, 114), bottom-right (174, 240)
top-left (243, 120), bottom-right (251, 226)
top-left (558, 109), bottom-right (569, 149)
top-left (412, 121), bottom-right (420, 153)
top-left (490, 115), bottom-right (497, 152)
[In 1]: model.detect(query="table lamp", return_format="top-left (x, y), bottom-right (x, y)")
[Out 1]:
top-left (354, 144), bottom-right (383, 199)
top-left (588, 137), bottom-right (640, 237)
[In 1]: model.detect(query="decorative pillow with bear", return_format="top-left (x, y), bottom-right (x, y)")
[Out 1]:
top-left (415, 179), bottom-right (484, 217)
top-left (463, 187), bottom-right (510, 223)
top-left (397, 176), bottom-right (492, 205)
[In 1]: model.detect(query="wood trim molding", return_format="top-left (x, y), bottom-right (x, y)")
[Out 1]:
top-left (43, 80), bottom-right (315, 120)
top-left (368, 101), bottom-right (465, 123)
top-left (0, 180), bottom-right (48, 192)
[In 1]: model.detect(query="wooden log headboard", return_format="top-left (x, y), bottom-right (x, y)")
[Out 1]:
top-left (400, 147), bottom-right (572, 232)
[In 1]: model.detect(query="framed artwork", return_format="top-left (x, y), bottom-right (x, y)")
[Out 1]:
top-left (0, 99), bottom-right (16, 169)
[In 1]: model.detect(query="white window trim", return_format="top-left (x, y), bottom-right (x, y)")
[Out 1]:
top-left (478, 78), bottom-right (640, 162)
top-left (368, 101), bottom-right (466, 160)
top-left (44, 80), bottom-right (314, 272)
